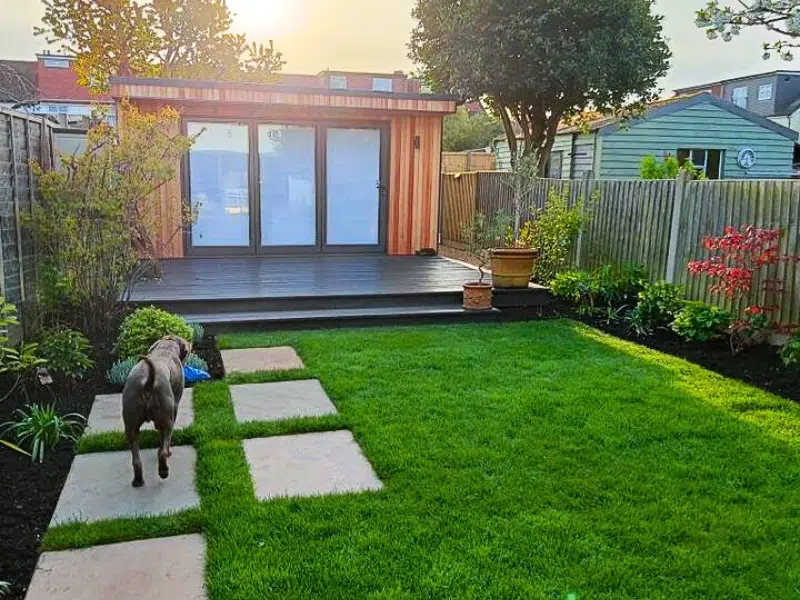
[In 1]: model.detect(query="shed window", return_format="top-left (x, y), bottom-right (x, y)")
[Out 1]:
top-left (329, 75), bottom-right (348, 90)
top-left (372, 78), bottom-right (393, 92)
top-left (43, 57), bottom-right (70, 69)
top-left (677, 149), bottom-right (723, 180)
top-left (546, 151), bottom-right (563, 179)
top-left (732, 87), bottom-right (748, 108)
top-left (758, 84), bottom-right (773, 101)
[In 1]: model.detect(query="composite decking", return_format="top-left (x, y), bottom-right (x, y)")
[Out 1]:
top-left (130, 255), bottom-right (547, 329)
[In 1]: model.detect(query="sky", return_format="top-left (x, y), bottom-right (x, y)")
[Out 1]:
top-left (0, 0), bottom-right (794, 94)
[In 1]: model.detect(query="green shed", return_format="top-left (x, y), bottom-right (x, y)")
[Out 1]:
top-left (494, 93), bottom-right (798, 179)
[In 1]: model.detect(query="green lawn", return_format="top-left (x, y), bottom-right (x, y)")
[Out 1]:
top-left (53, 320), bottom-right (800, 599)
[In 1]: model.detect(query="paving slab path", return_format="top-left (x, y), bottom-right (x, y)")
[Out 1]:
top-left (243, 430), bottom-right (383, 500)
top-left (221, 346), bottom-right (305, 373)
top-left (50, 446), bottom-right (199, 525)
top-left (25, 534), bottom-right (206, 600)
top-left (86, 389), bottom-right (195, 434)
top-left (231, 380), bottom-right (338, 423)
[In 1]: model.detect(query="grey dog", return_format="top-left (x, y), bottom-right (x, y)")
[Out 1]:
top-left (121, 335), bottom-right (190, 487)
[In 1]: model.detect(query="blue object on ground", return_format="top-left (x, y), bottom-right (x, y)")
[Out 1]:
top-left (184, 366), bottom-right (211, 383)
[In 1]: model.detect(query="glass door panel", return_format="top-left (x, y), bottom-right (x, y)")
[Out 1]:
top-left (259, 125), bottom-right (317, 247)
top-left (187, 122), bottom-right (250, 247)
top-left (326, 128), bottom-right (381, 246)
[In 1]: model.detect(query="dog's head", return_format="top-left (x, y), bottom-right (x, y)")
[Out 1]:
top-left (148, 335), bottom-right (192, 362)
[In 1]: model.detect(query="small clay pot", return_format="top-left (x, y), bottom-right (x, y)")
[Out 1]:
top-left (463, 282), bottom-right (493, 311)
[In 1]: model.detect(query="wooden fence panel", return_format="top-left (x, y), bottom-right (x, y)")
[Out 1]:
top-left (441, 152), bottom-right (496, 173)
top-left (441, 172), bottom-right (478, 244)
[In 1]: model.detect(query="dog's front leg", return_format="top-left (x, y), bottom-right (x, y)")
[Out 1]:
top-left (126, 428), bottom-right (144, 487)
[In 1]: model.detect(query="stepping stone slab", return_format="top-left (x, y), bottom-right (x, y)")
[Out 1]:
top-left (50, 446), bottom-right (199, 526)
top-left (25, 534), bottom-right (206, 600)
top-left (244, 430), bottom-right (383, 501)
top-left (222, 346), bottom-right (304, 373)
top-left (86, 389), bottom-right (194, 434)
top-left (231, 380), bottom-right (338, 423)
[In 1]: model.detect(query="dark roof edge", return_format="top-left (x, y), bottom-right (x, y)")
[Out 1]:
top-left (109, 76), bottom-right (458, 103)
top-left (674, 70), bottom-right (800, 93)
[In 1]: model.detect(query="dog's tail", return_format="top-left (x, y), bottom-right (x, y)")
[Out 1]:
top-left (139, 355), bottom-right (156, 392)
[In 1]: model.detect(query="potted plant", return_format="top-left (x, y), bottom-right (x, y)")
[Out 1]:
top-left (461, 213), bottom-right (500, 311)
top-left (491, 154), bottom-right (538, 289)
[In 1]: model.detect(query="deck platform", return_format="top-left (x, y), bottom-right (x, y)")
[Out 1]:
top-left (130, 255), bottom-right (548, 330)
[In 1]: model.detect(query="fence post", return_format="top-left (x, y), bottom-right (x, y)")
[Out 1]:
top-left (665, 169), bottom-right (690, 283)
top-left (574, 171), bottom-right (593, 268)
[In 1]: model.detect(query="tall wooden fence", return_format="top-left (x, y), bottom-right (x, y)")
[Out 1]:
top-left (441, 171), bottom-right (800, 322)
top-left (0, 109), bottom-right (54, 308)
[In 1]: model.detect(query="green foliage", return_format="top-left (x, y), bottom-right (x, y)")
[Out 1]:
top-left (1, 403), bottom-right (84, 463)
top-left (36, 0), bottom-right (285, 93)
top-left (184, 353), bottom-right (209, 372)
top-left (592, 264), bottom-right (649, 307)
top-left (519, 188), bottom-right (586, 283)
top-left (107, 356), bottom-right (138, 387)
top-left (117, 306), bottom-right (193, 359)
top-left (0, 297), bottom-right (45, 402)
top-left (28, 104), bottom-right (194, 339)
top-left (37, 328), bottom-right (94, 379)
top-left (550, 270), bottom-right (599, 315)
top-left (187, 322), bottom-right (205, 344)
top-left (443, 107), bottom-right (504, 152)
top-left (697, 1), bottom-right (800, 61)
top-left (410, 0), bottom-right (671, 170)
top-left (671, 302), bottom-right (732, 342)
top-left (780, 332), bottom-right (800, 366)
top-left (640, 155), bottom-right (705, 180)
top-left (628, 282), bottom-right (685, 334)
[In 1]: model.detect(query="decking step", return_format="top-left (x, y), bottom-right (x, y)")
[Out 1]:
top-left (180, 305), bottom-right (500, 331)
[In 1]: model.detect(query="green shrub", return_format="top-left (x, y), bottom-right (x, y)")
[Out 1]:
top-left (117, 307), bottom-right (193, 359)
top-left (519, 188), bottom-right (586, 283)
top-left (550, 270), bottom-right (599, 315)
top-left (0, 403), bottom-right (84, 463)
top-left (37, 328), bottom-right (94, 378)
top-left (671, 302), bottom-right (731, 342)
top-left (184, 353), bottom-right (208, 371)
top-left (187, 321), bottom-right (205, 344)
top-left (1, 297), bottom-right (45, 401)
top-left (628, 282), bottom-right (684, 334)
top-left (780, 333), bottom-right (800, 367)
top-left (592, 263), bottom-right (649, 307)
top-left (107, 357), bottom-right (138, 386)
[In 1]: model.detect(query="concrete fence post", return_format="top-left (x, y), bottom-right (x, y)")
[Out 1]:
top-left (665, 169), bottom-right (691, 283)
top-left (574, 171), bottom-right (593, 268)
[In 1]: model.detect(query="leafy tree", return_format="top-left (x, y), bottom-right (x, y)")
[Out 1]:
top-left (443, 107), bottom-right (504, 152)
top-left (696, 1), bottom-right (800, 60)
top-left (410, 0), bottom-right (670, 172)
top-left (28, 102), bottom-right (195, 338)
top-left (36, 0), bottom-right (285, 92)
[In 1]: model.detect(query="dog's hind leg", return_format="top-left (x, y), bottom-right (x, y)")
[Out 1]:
top-left (157, 423), bottom-right (173, 480)
top-left (126, 428), bottom-right (144, 488)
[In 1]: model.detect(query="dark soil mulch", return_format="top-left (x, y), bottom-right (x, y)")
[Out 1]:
top-left (0, 366), bottom-right (115, 600)
top-left (194, 334), bottom-right (225, 379)
top-left (0, 334), bottom-right (224, 599)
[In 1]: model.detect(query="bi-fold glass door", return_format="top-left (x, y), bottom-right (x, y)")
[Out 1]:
top-left (186, 121), bottom-right (386, 255)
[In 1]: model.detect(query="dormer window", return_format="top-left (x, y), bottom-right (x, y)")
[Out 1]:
top-left (43, 57), bottom-right (70, 69)
top-left (329, 75), bottom-right (347, 90)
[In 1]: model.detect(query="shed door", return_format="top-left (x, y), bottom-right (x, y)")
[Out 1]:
top-left (324, 127), bottom-right (385, 249)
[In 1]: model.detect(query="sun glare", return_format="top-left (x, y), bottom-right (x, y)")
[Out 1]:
top-left (228, 0), bottom-right (287, 30)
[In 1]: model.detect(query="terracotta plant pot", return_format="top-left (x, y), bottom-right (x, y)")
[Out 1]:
top-left (463, 282), bottom-right (492, 311)
top-left (490, 248), bottom-right (537, 289)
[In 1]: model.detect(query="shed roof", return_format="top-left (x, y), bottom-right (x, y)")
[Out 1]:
top-left (110, 76), bottom-right (457, 114)
top-left (498, 93), bottom-right (798, 143)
